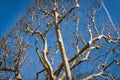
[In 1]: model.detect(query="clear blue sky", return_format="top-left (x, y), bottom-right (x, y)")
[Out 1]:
top-left (104, 0), bottom-right (120, 23)
top-left (0, 0), bottom-right (120, 37)
top-left (0, 0), bottom-right (33, 37)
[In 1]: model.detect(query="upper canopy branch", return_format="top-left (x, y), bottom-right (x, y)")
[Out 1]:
top-left (54, 34), bottom-right (120, 76)
top-left (58, 1), bottom-right (79, 24)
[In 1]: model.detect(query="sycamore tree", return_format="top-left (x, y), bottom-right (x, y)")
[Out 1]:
top-left (0, 0), bottom-right (120, 80)
top-left (0, 27), bottom-right (31, 80)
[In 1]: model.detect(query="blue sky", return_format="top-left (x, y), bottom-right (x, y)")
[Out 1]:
top-left (0, 0), bottom-right (120, 79)
top-left (104, 0), bottom-right (120, 23)
top-left (0, 0), bottom-right (33, 37)
top-left (0, 0), bottom-right (120, 37)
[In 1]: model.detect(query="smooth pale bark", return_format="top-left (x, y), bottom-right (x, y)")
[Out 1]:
top-left (53, 0), bottom-right (72, 79)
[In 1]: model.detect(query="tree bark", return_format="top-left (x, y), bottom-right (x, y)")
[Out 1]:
top-left (53, 0), bottom-right (72, 79)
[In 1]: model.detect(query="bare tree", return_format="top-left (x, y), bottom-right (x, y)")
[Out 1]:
top-left (1, 0), bottom-right (120, 80)
top-left (0, 28), bottom-right (30, 80)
